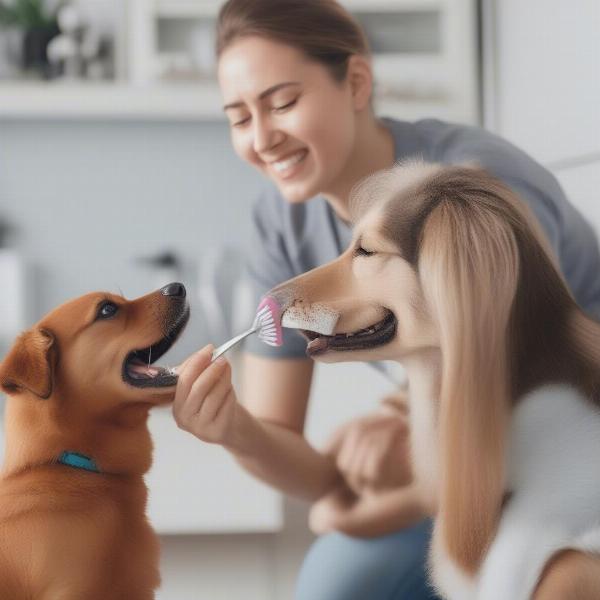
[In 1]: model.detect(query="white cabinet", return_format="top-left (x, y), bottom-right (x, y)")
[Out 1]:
top-left (0, 0), bottom-right (478, 123)
top-left (147, 406), bottom-right (283, 534)
top-left (129, 0), bottom-right (478, 123)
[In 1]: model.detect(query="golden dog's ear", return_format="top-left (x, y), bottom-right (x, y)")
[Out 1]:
top-left (419, 196), bottom-right (518, 574)
top-left (0, 328), bottom-right (57, 399)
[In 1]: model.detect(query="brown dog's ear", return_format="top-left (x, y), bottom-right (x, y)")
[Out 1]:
top-left (0, 328), bottom-right (57, 399)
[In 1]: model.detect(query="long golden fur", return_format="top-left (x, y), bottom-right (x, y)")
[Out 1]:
top-left (0, 283), bottom-right (189, 600)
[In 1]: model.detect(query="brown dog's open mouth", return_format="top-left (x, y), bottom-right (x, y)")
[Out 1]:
top-left (123, 307), bottom-right (190, 388)
top-left (301, 310), bottom-right (397, 357)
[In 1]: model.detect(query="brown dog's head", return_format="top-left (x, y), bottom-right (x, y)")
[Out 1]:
top-left (0, 282), bottom-right (189, 411)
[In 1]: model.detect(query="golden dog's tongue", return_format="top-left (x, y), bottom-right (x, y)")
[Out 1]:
top-left (307, 337), bottom-right (329, 353)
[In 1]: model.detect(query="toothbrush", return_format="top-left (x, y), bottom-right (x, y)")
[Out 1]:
top-left (211, 296), bottom-right (283, 361)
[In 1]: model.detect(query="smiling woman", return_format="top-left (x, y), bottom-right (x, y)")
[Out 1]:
top-left (215, 0), bottom-right (383, 215)
top-left (169, 1), bottom-right (600, 599)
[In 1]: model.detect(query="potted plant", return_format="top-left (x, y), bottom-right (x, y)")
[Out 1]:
top-left (0, 0), bottom-right (61, 77)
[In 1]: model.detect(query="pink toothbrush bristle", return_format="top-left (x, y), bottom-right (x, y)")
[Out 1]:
top-left (255, 296), bottom-right (283, 347)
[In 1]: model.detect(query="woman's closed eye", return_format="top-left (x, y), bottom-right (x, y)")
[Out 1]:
top-left (231, 114), bottom-right (251, 128)
top-left (272, 97), bottom-right (298, 113)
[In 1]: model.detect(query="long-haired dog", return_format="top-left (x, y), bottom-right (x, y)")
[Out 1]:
top-left (0, 283), bottom-right (189, 600)
top-left (270, 162), bottom-right (600, 599)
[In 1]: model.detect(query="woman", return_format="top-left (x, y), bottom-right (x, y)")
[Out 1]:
top-left (172, 1), bottom-right (600, 599)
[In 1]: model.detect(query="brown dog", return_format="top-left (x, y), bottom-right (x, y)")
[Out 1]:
top-left (0, 282), bottom-right (189, 600)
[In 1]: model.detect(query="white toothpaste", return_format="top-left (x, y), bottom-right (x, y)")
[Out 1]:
top-left (281, 304), bottom-right (339, 335)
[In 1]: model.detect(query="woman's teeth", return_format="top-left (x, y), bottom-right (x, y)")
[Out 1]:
top-left (272, 150), bottom-right (306, 173)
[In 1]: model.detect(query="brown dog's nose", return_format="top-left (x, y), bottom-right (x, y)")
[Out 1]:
top-left (161, 282), bottom-right (186, 298)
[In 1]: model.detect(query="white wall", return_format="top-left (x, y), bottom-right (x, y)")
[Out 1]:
top-left (483, 0), bottom-right (600, 232)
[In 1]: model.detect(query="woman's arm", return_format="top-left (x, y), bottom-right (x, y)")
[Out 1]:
top-left (229, 352), bottom-right (344, 500)
top-left (172, 346), bottom-right (342, 501)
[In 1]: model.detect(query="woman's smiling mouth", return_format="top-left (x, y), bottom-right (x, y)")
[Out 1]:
top-left (270, 149), bottom-right (308, 178)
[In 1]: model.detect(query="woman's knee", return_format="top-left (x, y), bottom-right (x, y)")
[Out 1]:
top-left (295, 520), bottom-right (438, 600)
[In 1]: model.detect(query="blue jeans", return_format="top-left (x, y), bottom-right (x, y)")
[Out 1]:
top-left (295, 519), bottom-right (440, 600)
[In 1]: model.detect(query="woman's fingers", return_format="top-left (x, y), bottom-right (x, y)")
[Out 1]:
top-left (176, 356), bottom-right (228, 418)
top-left (337, 425), bottom-right (370, 494)
top-left (173, 345), bottom-right (214, 414)
top-left (193, 360), bottom-right (233, 425)
top-left (172, 348), bottom-right (240, 444)
top-left (333, 414), bottom-right (412, 493)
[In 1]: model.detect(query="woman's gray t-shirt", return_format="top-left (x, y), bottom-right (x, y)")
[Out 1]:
top-left (244, 118), bottom-right (600, 358)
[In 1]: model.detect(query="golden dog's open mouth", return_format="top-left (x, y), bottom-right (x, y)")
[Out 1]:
top-left (123, 307), bottom-right (190, 388)
top-left (301, 310), bottom-right (397, 357)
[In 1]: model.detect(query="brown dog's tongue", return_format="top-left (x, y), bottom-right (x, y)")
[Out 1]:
top-left (128, 358), bottom-right (161, 378)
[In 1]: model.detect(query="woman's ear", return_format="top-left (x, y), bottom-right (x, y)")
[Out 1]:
top-left (346, 54), bottom-right (373, 111)
top-left (0, 328), bottom-right (57, 399)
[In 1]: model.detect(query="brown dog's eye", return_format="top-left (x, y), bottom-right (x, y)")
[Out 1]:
top-left (96, 301), bottom-right (119, 320)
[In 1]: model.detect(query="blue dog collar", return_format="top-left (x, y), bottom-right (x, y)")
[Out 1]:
top-left (58, 451), bottom-right (100, 473)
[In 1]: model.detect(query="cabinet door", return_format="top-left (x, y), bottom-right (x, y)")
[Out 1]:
top-left (147, 407), bottom-right (283, 534)
top-left (485, 0), bottom-right (600, 165)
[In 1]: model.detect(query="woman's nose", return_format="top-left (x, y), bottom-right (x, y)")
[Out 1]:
top-left (252, 116), bottom-right (283, 154)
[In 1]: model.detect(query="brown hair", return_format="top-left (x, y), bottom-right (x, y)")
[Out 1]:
top-left (216, 0), bottom-right (370, 82)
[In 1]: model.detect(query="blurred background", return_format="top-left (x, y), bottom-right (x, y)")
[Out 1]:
top-left (0, 1), bottom-right (598, 598)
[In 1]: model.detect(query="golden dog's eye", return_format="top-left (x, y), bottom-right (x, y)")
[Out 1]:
top-left (354, 246), bottom-right (376, 257)
top-left (96, 301), bottom-right (118, 320)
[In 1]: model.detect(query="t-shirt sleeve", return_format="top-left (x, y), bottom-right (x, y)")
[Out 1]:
top-left (428, 122), bottom-right (600, 319)
top-left (242, 190), bottom-right (311, 359)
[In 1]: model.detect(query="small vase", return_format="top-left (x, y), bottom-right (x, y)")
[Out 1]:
top-left (22, 22), bottom-right (60, 78)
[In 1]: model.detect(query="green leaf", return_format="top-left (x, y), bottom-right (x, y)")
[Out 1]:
top-left (0, 0), bottom-right (56, 28)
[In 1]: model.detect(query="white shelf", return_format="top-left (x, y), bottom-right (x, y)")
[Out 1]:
top-left (0, 81), bottom-right (224, 120)
top-left (0, 0), bottom-right (478, 124)
top-left (154, 0), bottom-right (442, 17)
top-left (342, 0), bottom-right (441, 10)
top-left (0, 80), bottom-right (472, 122)
top-left (155, 0), bottom-right (221, 18)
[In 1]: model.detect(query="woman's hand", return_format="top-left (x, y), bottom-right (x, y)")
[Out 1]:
top-left (172, 345), bottom-right (239, 446)
top-left (325, 409), bottom-right (413, 495)
top-left (309, 484), bottom-right (429, 537)
top-left (308, 394), bottom-right (425, 537)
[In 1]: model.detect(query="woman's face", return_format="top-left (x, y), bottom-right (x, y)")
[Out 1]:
top-left (218, 36), bottom-right (358, 203)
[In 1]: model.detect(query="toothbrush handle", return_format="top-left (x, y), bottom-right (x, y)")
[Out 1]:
top-left (212, 327), bottom-right (256, 361)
